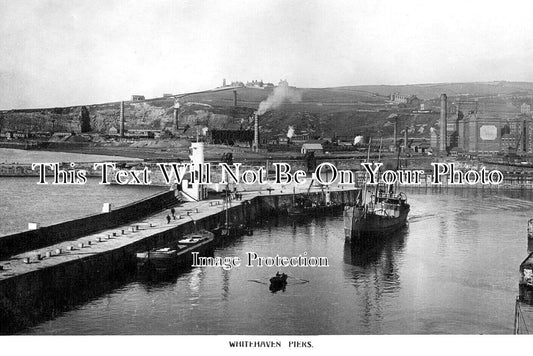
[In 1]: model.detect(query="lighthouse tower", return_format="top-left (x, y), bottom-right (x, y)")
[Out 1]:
top-left (181, 142), bottom-right (208, 201)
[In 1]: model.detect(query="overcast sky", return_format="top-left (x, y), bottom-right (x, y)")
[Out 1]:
top-left (1, 0), bottom-right (533, 109)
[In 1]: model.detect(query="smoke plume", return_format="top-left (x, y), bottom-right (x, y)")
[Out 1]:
top-left (286, 126), bottom-right (295, 139)
top-left (256, 85), bottom-right (302, 116)
top-left (353, 135), bottom-right (363, 145)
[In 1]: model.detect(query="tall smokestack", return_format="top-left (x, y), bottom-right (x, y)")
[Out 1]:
top-left (253, 113), bottom-right (259, 152)
top-left (394, 117), bottom-right (398, 152)
top-left (174, 101), bottom-right (180, 131)
top-left (524, 119), bottom-right (527, 152)
top-left (233, 90), bottom-right (237, 106)
top-left (119, 101), bottom-right (125, 137)
top-left (404, 126), bottom-right (408, 151)
top-left (440, 94), bottom-right (447, 153)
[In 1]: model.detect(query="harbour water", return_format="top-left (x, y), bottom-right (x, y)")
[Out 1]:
top-left (0, 177), bottom-right (163, 236)
top-left (5, 186), bottom-right (530, 334)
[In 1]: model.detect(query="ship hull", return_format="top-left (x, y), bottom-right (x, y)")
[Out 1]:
top-left (344, 204), bottom-right (409, 242)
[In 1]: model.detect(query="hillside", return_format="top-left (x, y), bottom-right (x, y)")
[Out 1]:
top-left (0, 82), bottom-right (530, 144)
top-left (335, 81), bottom-right (533, 100)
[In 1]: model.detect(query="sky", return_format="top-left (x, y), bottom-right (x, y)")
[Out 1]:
top-left (1, 0), bottom-right (533, 109)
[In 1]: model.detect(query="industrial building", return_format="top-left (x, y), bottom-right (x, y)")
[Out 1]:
top-left (301, 143), bottom-right (324, 155)
top-left (431, 94), bottom-right (533, 155)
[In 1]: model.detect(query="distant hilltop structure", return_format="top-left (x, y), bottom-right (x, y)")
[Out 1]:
top-left (521, 103), bottom-right (531, 115)
top-left (220, 79), bottom-right (277, 89)
top-left (390, 92), bottom-right (408, 103)
top-left (390, 92), bottom-right (420, 107)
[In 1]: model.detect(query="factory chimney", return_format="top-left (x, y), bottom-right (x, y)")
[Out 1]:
top-left (404, 126), bottom-right (408, 152)
top-left (174, 101), bottom-right (180, 131)
top-left (439, 94), bottom-right (447, 153)
top-left (119, 101), bottom-right (125, 137)
top-left (253, 113), bottom-right (259, 152)
top-left (394, 117), bottom-right (398, 152)
top-left (524, 119), bottom-right (528, 152)
top-left (233, 90), bottom-right (238, 106)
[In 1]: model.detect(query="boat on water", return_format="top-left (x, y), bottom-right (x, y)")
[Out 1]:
top-left (343, 187), bottom-right (409, 241)
top-left (212, 223), bottom-right (250, 240)
top-left (136, 230), bottom-right (214, 272)
top-left (269, 272), bottom-right (288, 292)
top-left (287, 184), bottom-right (344, 217)
top-left (212, 186), bottom-right (252, 240)
top-left (178, 231), bottom-right (213, 245)
top-left (344, 136), bottom-right (410, 241)
top-left (136, 247), bottom-right (178, 272)
top-left (270, 272), bottom-right (288, 285)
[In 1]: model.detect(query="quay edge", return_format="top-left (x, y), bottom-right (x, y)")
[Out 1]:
top-left (0, 188), bottom-right (359, 334)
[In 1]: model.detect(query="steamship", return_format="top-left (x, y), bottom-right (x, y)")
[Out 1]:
top-left (343, 186), bottom-right (409, 241)
top-left (344, 135), bottom-right (410, 241)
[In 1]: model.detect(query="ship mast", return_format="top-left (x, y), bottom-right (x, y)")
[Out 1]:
top-left (362, 137), bottom-right (372, 215)
top-left (374, 136), bottom-right (383, 202)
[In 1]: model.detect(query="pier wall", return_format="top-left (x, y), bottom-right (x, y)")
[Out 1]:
top-left (0, 190), bottom-right (179, 259)
top-left (0, 189), bottom-right (358, 333)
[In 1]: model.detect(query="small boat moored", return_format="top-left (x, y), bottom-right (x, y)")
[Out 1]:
top-left (136, 230), bottom-right (215, 273)
top-left (136, 248), bottom-right (178, 272)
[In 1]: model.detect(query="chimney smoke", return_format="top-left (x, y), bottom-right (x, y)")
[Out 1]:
top-left (256, 85), bottom-right (301, 116)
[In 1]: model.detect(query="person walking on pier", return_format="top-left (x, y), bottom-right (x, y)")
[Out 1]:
top-left (166, 214), bottom-right (171, 224)
top-left (171, 207), bottom-right (176, 220)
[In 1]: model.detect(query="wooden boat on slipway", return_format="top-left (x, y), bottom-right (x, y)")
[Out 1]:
top-left (136, 230), bottom-right (214, 273)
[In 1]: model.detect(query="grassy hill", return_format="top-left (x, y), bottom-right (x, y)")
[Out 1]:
top-left (335, 81), bottom-right (533, 100)
top-left (0, 81), bottom-right (530, 144)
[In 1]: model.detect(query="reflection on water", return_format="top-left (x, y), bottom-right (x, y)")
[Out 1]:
top-left (18, 189), bottom-right (533, 334)
top-left (342, 229), bottom-right (407, 333)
